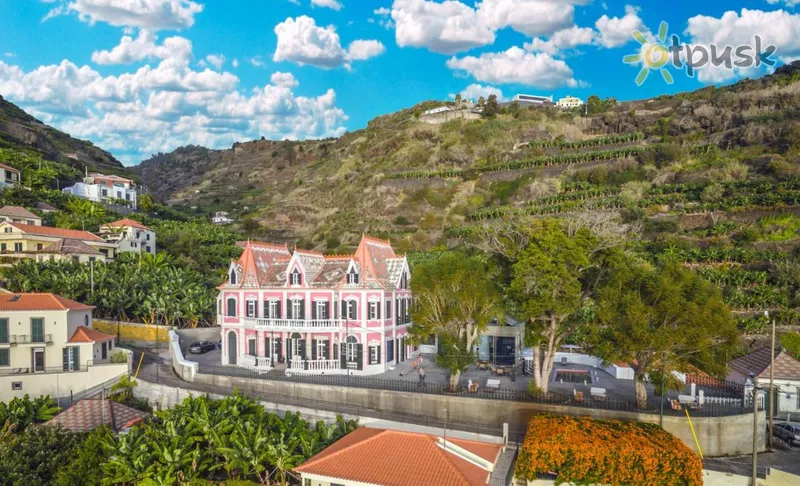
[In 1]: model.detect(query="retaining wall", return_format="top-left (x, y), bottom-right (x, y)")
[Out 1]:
top-left (192, 372), bottom-right (765, 457)
top-left (93, 319), bottom-right (170, 347)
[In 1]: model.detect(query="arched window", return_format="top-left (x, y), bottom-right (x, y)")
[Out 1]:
top-left (230, 269), bottom-right (237, 285)
top-left (346, 335), bottom-right (358, 361)
top-left (84, 315), bottom-right (89, 327)
top-left (290, 268), bottom-right (302, 286)
top-left (226, 297), bottom-right (237, 317)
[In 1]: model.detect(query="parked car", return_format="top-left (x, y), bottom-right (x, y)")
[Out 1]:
top-left (189, 341), bottom-right (216, 354)
top-left (773, 422), bottom-right (800, 445)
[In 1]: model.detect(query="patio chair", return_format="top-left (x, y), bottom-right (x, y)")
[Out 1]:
top-left (496, 367), bottom-right (505, 376)
top-left (573, 390), bottom-right (584, 403)
top-left (670, 399), bottom-right (682, 411)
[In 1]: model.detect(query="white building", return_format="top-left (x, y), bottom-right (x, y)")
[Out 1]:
top-left (512, 94), bottom-right (554, 106)
top-left (98, 219), bottom-right (156, 255)
top-left (0, 163), bottom-right (21, 189)
top-left (0, 206), bottom-right (42, 226)
top-left (727, 347), bottom-right (800, 414)
top-left (62, 173), bottom-right (138, 209)
top-left (212, 211), bottom-right (234, 224)
top-left (0, 293), bottom-right (129, 401)
top-left (557, 95), bottom-right (585, 108)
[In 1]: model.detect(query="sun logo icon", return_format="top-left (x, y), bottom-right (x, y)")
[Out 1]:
top-left (623, 21), bottom-right (674, 86)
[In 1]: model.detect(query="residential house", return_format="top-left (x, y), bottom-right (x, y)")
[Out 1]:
top-left (0, 163), bottom-right (21, 189)
top-left (418, 318), bottom-right (525, 367)
top-left (35, 202), bottom-right (58, 213)
top-left (0, 293), bottom-right (129, 401)
top-left (500, 94), bottom-right (554, 108)
top-left (556, 95), bottom-right (585, 108)
top-left (0, 205), bottom-right (43, 226)
top-left (217, 235), bottom-right (412, 375)
top-left (99, 219), bottom-right (156, 255)
top-left (295, 427), bottom-right (506, 486)
top-left (0, 222), bottom-right (117, 263)
top-left (62, 173), bottom-right (138, 209)
top-left (727, 347), bottom-right (800, 414)
top-left (212, 211), bottom-right (234, 224)
top-left (49, 398), bottom-right (148, 432)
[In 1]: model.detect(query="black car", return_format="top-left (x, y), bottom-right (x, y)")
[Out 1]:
top-left (189, 341), bottom-right (216, 354)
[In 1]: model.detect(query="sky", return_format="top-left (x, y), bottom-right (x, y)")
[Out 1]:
top-left (0, 1), bottom-right (799, 166)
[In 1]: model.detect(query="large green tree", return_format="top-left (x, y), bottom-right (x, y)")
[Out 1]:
top-left (409, 252), bottom-right (503, 391)
top-left (592, 261), bottom-right (738, 408)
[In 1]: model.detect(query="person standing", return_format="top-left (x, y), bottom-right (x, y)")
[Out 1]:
top-left (418, 367), bottom-right (426, 387)
top-left (418, 353), bottom-right (424, 368)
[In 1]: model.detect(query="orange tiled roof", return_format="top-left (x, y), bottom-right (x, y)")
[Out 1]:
top-left (5, 222), bottom-right (105, 242)
top-left (69, 326), bottom-right (115, 343)
top-left (0, 293), bottom-right (95, 311)
top-left (103, 218), bottom-right (150, 231)
top-left (294, 428), bottom-right (502, 486)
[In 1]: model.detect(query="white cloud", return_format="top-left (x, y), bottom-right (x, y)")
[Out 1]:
top-left (44, 0), bottom-right (204, 30)
top-left (3, 52), bottom-right (16, 58)
top-left (311, 0), bottom-right (343, 10)
top-left (0, 39), bottom-right (347, 163)
top-left (453, 83), bottom-right (504, 101)
top-left (446, 46), bottom-right (580, 88)
top-left (374, 7), bottom-right (391, 15)
top-left (273, 16), bottom-right (383, 68)
top-left (271, 71), bottom-right (299, 87)
top-left (476, 0), bottom-right (576, 37)
top-left (91, 30), bottom-right (193, 65)
top-left (206, 54), bottom-right (225, 70)
top-left (346, 40), bottom-right (386, 60)
top-left (683, 8), bottom-right (800, 83)
top-left (250, 56), bottom-right (265, 67)
top-left (766, 0), bottom-right (800, 7)
top-left (390, 0), bottom-right (495, 54)
top-left (525, 26), bottom-right (594, 55)
top-left (594, 5), bottom-right (645, 48)
top-left (231, 58), bottom-right (239, 68)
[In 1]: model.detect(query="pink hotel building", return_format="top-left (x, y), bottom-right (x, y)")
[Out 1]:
top-left (217, 235), bottom-right (413, 375)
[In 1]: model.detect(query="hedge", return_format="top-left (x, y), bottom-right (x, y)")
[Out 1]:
top-left (515, 415), bottom-right (703, 486)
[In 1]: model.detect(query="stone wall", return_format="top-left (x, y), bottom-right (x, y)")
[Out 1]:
top-left (94, 319), bottom-right (170, 347)
top-left (192, 372), bottom-right (765, 457)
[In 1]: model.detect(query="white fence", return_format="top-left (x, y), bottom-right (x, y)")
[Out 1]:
top-left (287, 359), bottom-right (344, 374)
top-left (170, 329), bottom-right (198, 382)
top-left (240, 355), bottom-right (272, 374)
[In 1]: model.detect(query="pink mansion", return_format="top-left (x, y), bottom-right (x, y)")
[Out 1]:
top-left (217, 235), bottom-right (413, 375)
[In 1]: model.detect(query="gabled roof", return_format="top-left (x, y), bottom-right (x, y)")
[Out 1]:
top-left (223, 241), bottom-right (292, 289)
top-left (102, 218), bottom-right (150, 231)
top-left (0, 293), bottom-right (95, 311)
top-left (41, 238), bottom-right (102, 255)
top-left (0, 206), bottom-right (41, 220)
top-left (295, 428), bottom-right (502, 486)
top-left (3, 222), bottom-right (105, 242)
top-left (49, 399), bottom-right (148, 432)
top-left (729, 347), bottom-right (800, 381)
top-left (69, 326), bottom-right (115, 344)
top-left (0, 162), bottom-right (20, 174)
top-left (35, 202), bottom-right (57, 211)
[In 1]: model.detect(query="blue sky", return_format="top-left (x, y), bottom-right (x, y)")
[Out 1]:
top-left (0, 1), bottom-right (798, 165)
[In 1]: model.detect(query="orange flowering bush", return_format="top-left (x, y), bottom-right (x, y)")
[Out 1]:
top-left (515, 415), bottom-right (703, 486)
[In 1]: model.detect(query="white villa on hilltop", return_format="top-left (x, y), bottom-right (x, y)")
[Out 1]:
top-left (217, 235), bottom-right (413, 376)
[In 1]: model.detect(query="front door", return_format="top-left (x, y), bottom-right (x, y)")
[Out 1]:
top-left (33, 348), bottom-right (45, 372)
top-left (227, 331), bottom-right (237, 365)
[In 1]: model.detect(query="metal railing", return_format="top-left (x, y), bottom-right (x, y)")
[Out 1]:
top-left (12, 334), bottom-right (53, 344)
top-left (197, 363), bottom-right (759, 417)
top-left (0, 363), bottom-right (92, 376)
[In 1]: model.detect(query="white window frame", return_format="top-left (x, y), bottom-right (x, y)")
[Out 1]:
top-left (290, 268), bottom-right (302, 286)
top-left (246, 300), bottom-right (257, 318)
top-left (315, 301), bottom-right (328, 320)
top-left (346, 300), bottom-right (357, 320)
top-left (316, 339), bottom-right (327, 360)
top-left (368, 301), bottom-right (379, 320)
top-left (370, 344), bottom-right (379, 364)
top-left (292, 300), bottom-right (303, 320)
top-left (292, 337), bottom-right (304, 357)
top-left (266, 300), bottom-right (279, 319)
top-left (346, 336), bottom-right (358, 361)
top-left (347, 269), bottom-right (359, 284)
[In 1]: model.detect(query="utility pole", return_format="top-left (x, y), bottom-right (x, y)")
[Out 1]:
top-left (768, 310), bottom-right (775, 450)
top-left (659, 351), bottom-right (667, 427)
top-left (751, 373), bottom-right (759, 486)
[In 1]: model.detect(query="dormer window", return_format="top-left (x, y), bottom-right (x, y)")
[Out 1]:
top-left (347, 268), bottom-right (359, 284)
top-left (400, 272), bottom-right (408, 290)
top-left (290, 268), bottom-right (302, 286)
top-left (230, 270), bottom-right (238, 285)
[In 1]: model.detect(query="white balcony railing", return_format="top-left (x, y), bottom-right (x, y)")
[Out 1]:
top-left (288, 358), bottom-right (343, 374)
top-left (242, 318), bottom-right (342, 331)
top-left (239, 354), bottom-right (272, 374)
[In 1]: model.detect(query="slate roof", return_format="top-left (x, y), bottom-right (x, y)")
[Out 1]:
top-left (35, 202), bottom-right (57, 212)
top-left (0, 205), bottom-right (41, 220)
top-left (294, 428), bottom-right (502, 486)
top-left (729, 347), bottom-right (800, 381)
top-left (69, 326), bottom-right (115, 344)
top-left (49, 399), bottom-right (148, 432)
top-left (0, 293), bottom-right (95, 311)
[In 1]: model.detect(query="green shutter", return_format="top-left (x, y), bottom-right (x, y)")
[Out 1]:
top-left (0, 349), bottom-right (8, 367)
top-left (73, 347), bottom-right (80, 370)
top-left (31, 318), bottom-right (44, 342)
top-left (62, 348), bottom-right (69, 371)
top-left (0, 318), bottom-right (7, 344)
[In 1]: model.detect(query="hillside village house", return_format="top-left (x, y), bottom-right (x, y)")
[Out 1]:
top-left (99, 219), bottom-right (156, 255)
top-left (0, 293), bottom-right (129, 401)
top-left (727, 347), bottom-right (800, 414)
top-left (62, 173), bottom-right (138, 209)
top-left (0, 222), bottom-right (117, 263)
top-left (0, 205), bottom-right (43, 226)
top-left (556, 95), bottom-right (585, 108)
top-left (212, 211), bottom-right (234, 224)
top-left (217, 235), bottom-right (412, 375)
top-left (0, 163), bottom-right (21, 189)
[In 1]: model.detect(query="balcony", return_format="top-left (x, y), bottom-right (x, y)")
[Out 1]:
top-left (13, 334), bottom-right (53, 345)
top-left (239, 355), bottom-right (272, 374)
top-left (287, 358), bottom-right (344, 374)
top-left (242, 318), bottom-right (342, 331)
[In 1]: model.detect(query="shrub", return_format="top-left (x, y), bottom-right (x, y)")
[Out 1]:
top-left (110, 351), bottom-right (128, 364)
top-left (394, 215), bottom-right (409, 225)
top-left (515, 415), bottom-right (703, 486)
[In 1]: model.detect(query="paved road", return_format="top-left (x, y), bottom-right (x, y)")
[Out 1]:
top-left (704, 445), bottom-right (800, 478)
